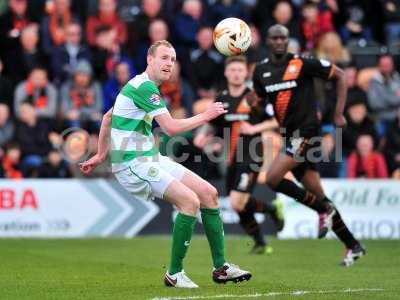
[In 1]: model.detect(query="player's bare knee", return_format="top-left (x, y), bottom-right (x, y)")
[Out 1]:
top-left (207, 185), bottom-right (219, 206)
top-left (231, 202), bottom-right (246, 212)
top-left (230, 197), bottom-right (246, 212)
top-left (177, 191), bottom-right (200, 215)
top-left (199, 184), bottom-right (219, 208)
top-left (187, 196), bottom-right (201, 214)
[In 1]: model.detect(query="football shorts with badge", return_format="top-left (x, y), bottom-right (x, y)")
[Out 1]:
top-left (114, 154), bottom-right (186, 201)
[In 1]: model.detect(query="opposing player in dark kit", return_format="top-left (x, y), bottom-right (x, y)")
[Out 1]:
top-left (195, 55), bottom-right (284, 255)
top-left (252, 25), bottom-right (365, 266)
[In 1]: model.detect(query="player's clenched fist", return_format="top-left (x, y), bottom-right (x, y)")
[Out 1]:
top-left (203, 102), bottom-right (227, 121)
top-left (79, 154), bottom-right (104, 175)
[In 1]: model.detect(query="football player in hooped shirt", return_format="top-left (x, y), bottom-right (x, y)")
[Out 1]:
top-left (252, 25), bottom-right (365, 266)
top-left (79, 40), bottom-right (252, 287)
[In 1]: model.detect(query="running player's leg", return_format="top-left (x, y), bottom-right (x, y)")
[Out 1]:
top-left (265, 153), bottom-right (326, 211)
top-left (300, 169), bottom-right (365, 264)
top-left (223, 164), bottom-right (268, 253)
top-left (230, 190), bottom-right (269, 254)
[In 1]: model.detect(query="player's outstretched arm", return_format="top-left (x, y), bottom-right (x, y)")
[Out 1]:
top-left (240, 119), bottom-right (279, 135)
top-left (330, 65), bottom-right (347, 127)
top-left (79, 108), bottom-right (113, 174)
top-left (193, 124), bottom-right (215, 149)
top-left (155, 102), bottom-right (227, 136)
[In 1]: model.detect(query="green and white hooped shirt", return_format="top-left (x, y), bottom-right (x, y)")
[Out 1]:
top-left (110, 72), bottom-right (168, 172)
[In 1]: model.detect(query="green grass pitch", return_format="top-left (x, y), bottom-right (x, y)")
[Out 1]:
top-left (0, 237), bottom-right (399, 300)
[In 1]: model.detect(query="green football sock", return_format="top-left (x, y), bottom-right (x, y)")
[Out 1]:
top-left (169, 213), bottom-right (197, 275)
top-left (201, 208), bottom-right (226, 268)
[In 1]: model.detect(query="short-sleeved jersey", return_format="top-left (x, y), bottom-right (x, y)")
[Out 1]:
top-left (253, 53), bottom-right (334, 137)
top-left (210, 87), bottom-right (272, 166)
top-left (111, 72), bottom-right (168, 172)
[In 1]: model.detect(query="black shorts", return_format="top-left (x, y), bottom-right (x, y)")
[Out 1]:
top-left (226, 162), bottom-right (260, 194)
top-left (284, 136), bottom-right (320, 182)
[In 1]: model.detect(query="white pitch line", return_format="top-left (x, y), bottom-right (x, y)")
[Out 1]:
top-left (150, 288), bottom-right (385, 300)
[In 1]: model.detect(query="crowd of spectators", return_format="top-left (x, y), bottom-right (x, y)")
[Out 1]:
top-left (0, 0), bottom-right (399, 180)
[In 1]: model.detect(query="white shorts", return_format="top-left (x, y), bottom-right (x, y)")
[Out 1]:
top-left (114, 155), bottom-right (186, 201)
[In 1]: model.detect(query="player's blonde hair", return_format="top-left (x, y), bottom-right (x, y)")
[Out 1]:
top-left (224, 55), bottom-right (248, 67)
top-left (147, 40), bottom-right (174, 57)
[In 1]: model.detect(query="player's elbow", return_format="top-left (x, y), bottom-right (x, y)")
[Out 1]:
top-left (162, 124), bottom-right (179, 136)
top-left (155, 114), bottom-right (180, 136)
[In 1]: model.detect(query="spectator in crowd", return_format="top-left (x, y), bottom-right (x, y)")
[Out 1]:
top-left (134, 18), bottom-right (169, 73)
top-left (16, 102), bottom-right (53, 176)
top-left (301, 1), bottom-right (334, 51)
top-left (86, 0), bottom-right (127, 47)
top-left (1, 143), bottom-right (23, 179)
top-left (174, 0), bottom-right (203, 50)
top-left (91, 25), bottom-right (133, 82)
top-left (315, 31), bottom-right (351, 66)
top-left (160, 60), bottom-right (195, 115)
top-left (38, 149), bottom-right (71, 178)
top-left (4, 23), bottom-right (48, 85)
top-left (245, 25), bottom-right (268, 68)
top-left (51, 21), bottom-right (91, 85)
top-left (14, 66), bottom-right (57, 121)
top-left (0, 58), bottom-right (13, 109)
top-left (264, 1), bottom-right (301, 42)
top-left (210, 0), bottom-right (249, 26)
top-left (347, 134), bottom-right (389, 178)
top-left (384, 109), bottom-right (400, 178)
top-left (0, 104), bottom-right (15, 149)
top-left (40, 0), bottom-right (79, 55)
top-left (367, 54), bottom-right (400, 131)
top-left (345, 65), bottom-right (368, 105)
top-left (314, 32), bottom-right (351, 122)
top-left (103, 60), bottom-right (134, 112)
top-left (187, 26), bottom-right (224, 97)
top-left (128, 0), bottom-right (164, 54)
top-left (314, 32), bottom-right (350, 124)
top-left (342, 97), bottom-right (378, 156)
top-left (60, 60), bottom-right (103, 132)
top-left (0, 0), bottom-right (31, 57)
top-left (382, 0), bottom-right (400, 44)
top-left (317, 132), bottom-right (340, 178)
top-left (337, 0), bottom-right (374, 43)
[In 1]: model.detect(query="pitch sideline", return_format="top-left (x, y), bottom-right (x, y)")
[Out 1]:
top-left (150, 288), bottom-right (385, 300)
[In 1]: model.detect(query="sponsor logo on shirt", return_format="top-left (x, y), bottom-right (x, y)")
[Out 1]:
top-left (265, 80), bottom-right (297, 93)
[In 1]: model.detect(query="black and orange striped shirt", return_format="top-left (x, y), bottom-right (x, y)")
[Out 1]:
top-left (210, 88), bottom-right (271, 166)
top-left (253, 53), bottom-right (334, 138)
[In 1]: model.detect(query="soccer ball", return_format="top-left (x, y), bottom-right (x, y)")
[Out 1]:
top-left (213, 18), bottom-right (252, 56)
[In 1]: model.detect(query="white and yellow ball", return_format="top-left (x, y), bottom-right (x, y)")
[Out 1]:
top-left (213, 17), bottom-right (252, 56)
